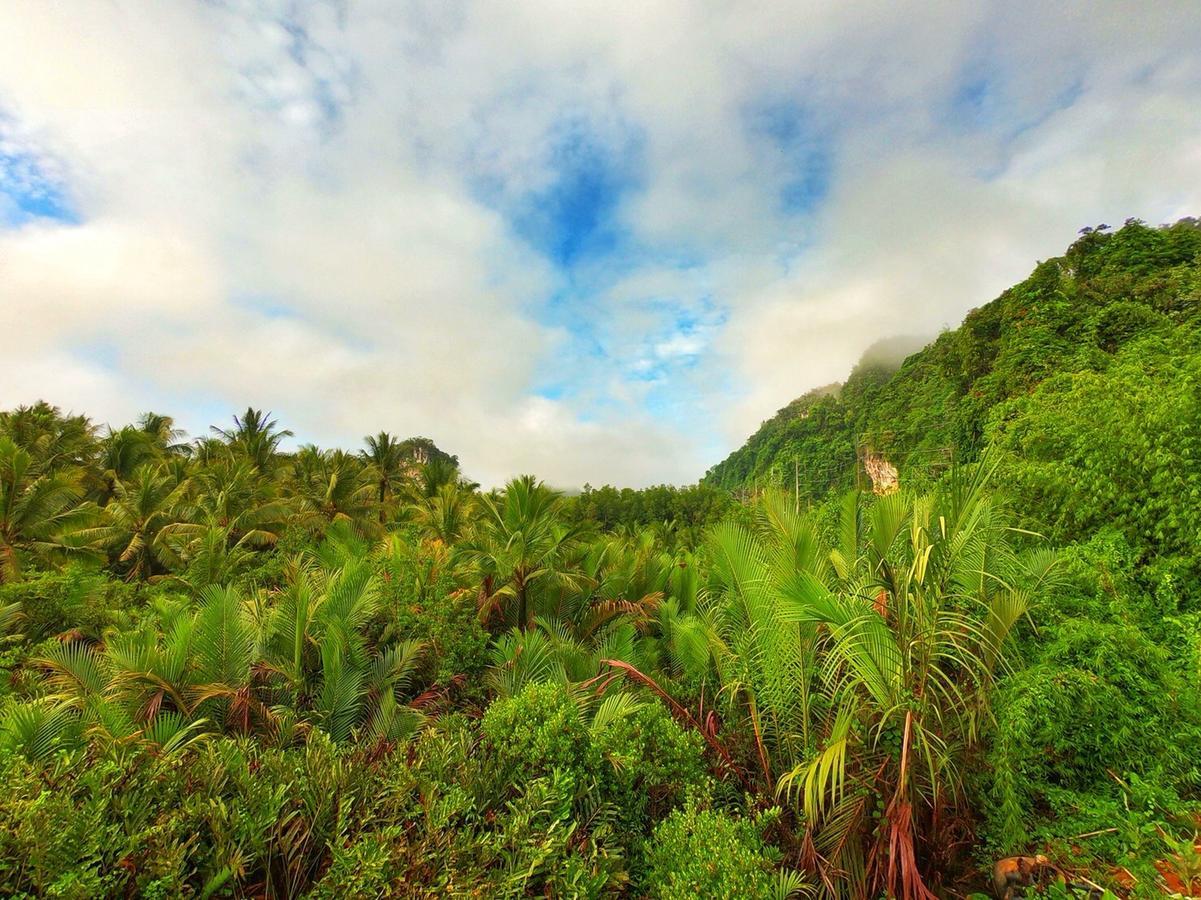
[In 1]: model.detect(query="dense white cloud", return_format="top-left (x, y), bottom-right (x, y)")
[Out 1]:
top-left (1, 1), bottom-right (1199, 485)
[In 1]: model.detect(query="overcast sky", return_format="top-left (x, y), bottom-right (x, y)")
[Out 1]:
top-left (2, 1), bottom-right (1200, 487)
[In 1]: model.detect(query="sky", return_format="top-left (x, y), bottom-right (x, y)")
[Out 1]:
top-left (2, 1), bottom-right (1200, 488)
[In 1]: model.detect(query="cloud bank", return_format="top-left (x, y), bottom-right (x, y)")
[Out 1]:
top-left (2, 0), bottom-right (1200, 486)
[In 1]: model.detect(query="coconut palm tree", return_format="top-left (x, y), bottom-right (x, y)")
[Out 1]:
top-left (0, 437), bottom-right (104, 582)
top-left (137, 412), bottom-right (190, 455)
top-left (101, 463), bottom-right (192, 580)
top-left (573, 530), bottom-right (672, 640)
top-left (93, 425), bottom-right (157, 504)
top-left (213, 407), bottom-right (292, 472)
top-left (185, 458), bottom-right (294, 547)
top-left (0, 401), bottom-right (98, 472)
top-left (292, 448), bottom-right (377, 534)
top-left (155, 521), bottom-right (258, 590)
top-left (258, 559), bottom-right (425, 742)
top-left (409, 481), bottom-right (477, 545)
top-left (462, 475), bottom-right (585, 631)
top-left (361, 431), bottom-right (408, 519)
top-left (153, 457), bottom-right (292, 588)
top-left (411, 456), bottom-right (462, 500)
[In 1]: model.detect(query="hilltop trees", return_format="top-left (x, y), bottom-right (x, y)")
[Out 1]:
top-left (704, 219), bottom-right (1201, 501)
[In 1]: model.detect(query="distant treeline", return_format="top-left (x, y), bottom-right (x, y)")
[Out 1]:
top-left (564, 482), bottom-right (733, 534)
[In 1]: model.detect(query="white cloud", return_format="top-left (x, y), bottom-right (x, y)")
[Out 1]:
top-left (655, 333), bottom-right (706, 360)
top-left (0, 1), bottom-right (1199, 485)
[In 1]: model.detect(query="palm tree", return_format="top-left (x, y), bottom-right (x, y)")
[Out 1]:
top-left (0, 437), bottom-right (104, 581)
top-left (259, 559), bottom-right (426, 743)
top-left (213, 407), bottom-right (292, 471)
top-left (155, 521), bottom-right (260, 590)
top-left (152, 460), bottom-right (294, 588)
top-left (411, 456), bottom-right (461, 500)
top-left (0, 401), bottom-right (98, 472)
top-left (93, 425), bottom-right (157, 504)
top-left (189, 435), bottom-right (230, 465)
top-left (35, 572), bottom-right (393, 743)
top-left (486, 615), bottom-right (649, 700)
top-left (137, 412), bottom-right (190, 455)
top-left (409, 481), bottom-right (477, 545)
top-left (361, 431), bottom-right (407, 520)
top-left (187, 583), bottom-right (262, 732)
top-left (698, 467), bottom-right (1058, 898)
top-left (101, 463), bottom-right (191, 580)
top-left (462, 475), bottom-right (584, 630)
top-left (39, 587), bottom-right (266, 734)
top-left (186, 458), bottom-right (294, 546)
top-left (293, 448), bottom-right (377, 534)
top-left (573, 530), bottom-right (671, 639)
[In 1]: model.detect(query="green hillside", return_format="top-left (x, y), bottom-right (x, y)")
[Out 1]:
top-left (706, 218), bottom-right (1201, 560)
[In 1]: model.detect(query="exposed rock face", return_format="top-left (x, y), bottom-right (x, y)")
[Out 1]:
top-left (862, 452), bottom-right (899, 495)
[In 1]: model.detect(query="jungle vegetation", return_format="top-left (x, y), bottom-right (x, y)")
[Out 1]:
top-left (0, 219), bottom-right (1199, 898)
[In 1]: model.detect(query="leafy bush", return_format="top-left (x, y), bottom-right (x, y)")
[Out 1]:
top-left (0, 730), bottom-right (377, 899)
top-left (1091, 300), bottom-right (1170, 352)
top-left (481, 680), bottom-right (599, 789)
top-left (987, 617), bottom-right (1201, 854)
top-left (989, 349), bottom-right (1201, 589)
top-left (381, 540), bottom-right (491, 693)
top-left (0, 566), bottom-right (138, 641)
top-left (641, 801), bottom-right (785, 899)
top-left (591, 698), bottom-right (708, 835)
top-left (389, 583), bottom-right (489, 689)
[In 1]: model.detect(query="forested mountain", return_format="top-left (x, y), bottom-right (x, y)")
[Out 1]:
top-left (0, 220), bottom-right (1198, 898)
top-left (706, 219), bottom-right (1201, 557)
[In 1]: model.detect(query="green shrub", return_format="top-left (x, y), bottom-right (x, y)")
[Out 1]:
top-left (307, 831), bottom-right (400, 899)
top-left (0, 567), bottom-right (138, 642)
top-left (0, 751), bottom-right (119, 897)
top-left (393, 585), bottom-right (489, 688)
top-left (1091, 300), bottom-right (1170, 352)
top-left (591, 699), bottom-right (708, 834)
top-left (382, 547), bottom-right (490, 694)
top-left (987, 616), bottom-right (1201, 854)
top-left (641, 801), bottom-right (784, 899)
top-left (0, 747), bottom-right (198, 898)
top-left (481, 680), bottom-right (599, 789)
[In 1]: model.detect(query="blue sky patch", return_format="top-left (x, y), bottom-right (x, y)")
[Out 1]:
top-left (744, 99), bottom-right (833, 215)
top-left (950, 75), bottom-right (997, 128)
top-left (507, 120), bottom-right (644, 267)
top-left (947, 63), bottom-right (1083, 143)
top-left (73, 339), bottom-right (120, 371)
top-left (0, 132), bottom-right (77, 226)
